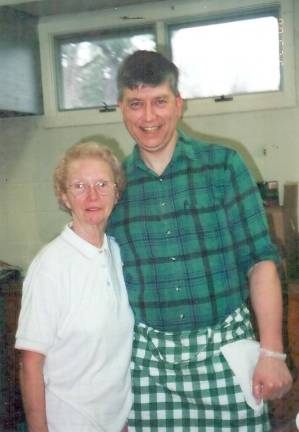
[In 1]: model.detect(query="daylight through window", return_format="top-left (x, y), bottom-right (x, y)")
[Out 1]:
top-left (169, 14), bottom-right (281, 99)
top-left (55, 28), bottom-right (156, 111)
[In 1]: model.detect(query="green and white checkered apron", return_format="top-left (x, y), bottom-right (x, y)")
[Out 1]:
top-left (128, 304), bottom-right (270, 431)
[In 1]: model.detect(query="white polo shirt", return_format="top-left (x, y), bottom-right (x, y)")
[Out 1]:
top-left (16, 225), bottom-right (134, 432)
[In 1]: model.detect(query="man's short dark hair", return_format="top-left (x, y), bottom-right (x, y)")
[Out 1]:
top-left (117, 50), bottom-right (180, 100)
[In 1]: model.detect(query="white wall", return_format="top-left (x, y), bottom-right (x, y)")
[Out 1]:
top-left (0, 2), bottom-right (298, 271)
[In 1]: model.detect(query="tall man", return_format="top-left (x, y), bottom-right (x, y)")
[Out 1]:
top-left (109, 50), bottom-right (292, 431)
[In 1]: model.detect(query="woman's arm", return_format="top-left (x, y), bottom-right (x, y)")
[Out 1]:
top-left (19, 350), bottom-right (48, 432)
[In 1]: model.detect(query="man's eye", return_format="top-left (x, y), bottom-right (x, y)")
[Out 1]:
top-left (129, 101), bottom-right (142, 109)
top-left (156, 98), bottom-right (167, 106)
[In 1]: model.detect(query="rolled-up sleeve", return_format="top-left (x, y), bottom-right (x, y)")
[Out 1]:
top-left (223, 151), bottom-right (280, 275)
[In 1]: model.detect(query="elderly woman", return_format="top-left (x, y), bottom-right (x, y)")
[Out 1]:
top-left (15, 142), bottom-right (133, 432)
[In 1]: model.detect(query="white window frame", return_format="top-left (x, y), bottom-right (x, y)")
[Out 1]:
top-left (38, 0), bottom-right (295, 128)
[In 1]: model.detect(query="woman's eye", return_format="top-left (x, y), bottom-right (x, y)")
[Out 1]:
top-left (96, 181), bottom-right (106, 189)
top-left (75, 183), bottom-right (85, 190)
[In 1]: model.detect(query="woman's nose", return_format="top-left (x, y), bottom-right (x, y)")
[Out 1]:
top-left (86, 184), bottom-right (99, 199)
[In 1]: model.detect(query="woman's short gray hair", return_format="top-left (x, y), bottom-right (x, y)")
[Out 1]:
top-left (53, 141), bottom-right (126, 211)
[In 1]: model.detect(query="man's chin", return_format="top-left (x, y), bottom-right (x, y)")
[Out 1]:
top-left (140, 142), bottom-right (163, 152)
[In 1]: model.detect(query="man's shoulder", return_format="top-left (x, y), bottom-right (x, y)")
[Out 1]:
top-left (121, 144), bottom-right (140, 172)
top-left (178, 130), bottom-right (236, 162)
top-left (122, 153), bottom-right (134, 171)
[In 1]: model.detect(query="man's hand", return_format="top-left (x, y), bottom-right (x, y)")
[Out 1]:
top-left (252, 355), bottom-right (293, 401)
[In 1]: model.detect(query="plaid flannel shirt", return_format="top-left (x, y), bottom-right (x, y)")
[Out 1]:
top-left (109, 130), bottom-right (279, 331)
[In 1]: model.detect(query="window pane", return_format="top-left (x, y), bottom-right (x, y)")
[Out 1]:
top-left (170, 15), bottom-right (281, 99)
top-left (55, 28), bottom-right (156, 110)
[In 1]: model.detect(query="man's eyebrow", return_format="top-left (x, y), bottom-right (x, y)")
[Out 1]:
top-left (126, 94), bottom-right (170, 102)
top-left (125, 97), bottom-right (142, 103)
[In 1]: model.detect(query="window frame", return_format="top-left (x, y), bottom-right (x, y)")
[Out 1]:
top-left (38, 0), bottom-right (295, 128)
top-left (168, 8), bottom-right (282, 98)
top-left (54, 25), bottom-right (157, 111)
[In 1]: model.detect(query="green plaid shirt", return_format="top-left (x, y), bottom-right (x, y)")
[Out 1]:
top-left (109, 130), bottom-right (279, 331)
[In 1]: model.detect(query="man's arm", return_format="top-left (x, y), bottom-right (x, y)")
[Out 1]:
top-left (19, 350), bottom-right (48, 432)
top-left (249, 260), bottom-right (292, 401)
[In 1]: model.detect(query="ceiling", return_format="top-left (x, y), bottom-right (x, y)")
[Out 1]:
top-left (1, 0), bottom-right (169, 17)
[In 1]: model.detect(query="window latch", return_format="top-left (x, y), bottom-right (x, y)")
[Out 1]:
top-left (214, 95), bottom-right (233, 102)
top-left (99, 102), bottom-right (116, 113)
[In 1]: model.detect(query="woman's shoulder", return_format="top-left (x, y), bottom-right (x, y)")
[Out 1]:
top-left (107, 234), bottom-right (120, 252)
top-left (28, 229), bottom-right (75, 275)
top-left (107, 235), bottom-right (123, 261)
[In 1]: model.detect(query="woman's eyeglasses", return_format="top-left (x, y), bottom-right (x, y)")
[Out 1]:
top-left (67, 180), bottom-right (117, 196)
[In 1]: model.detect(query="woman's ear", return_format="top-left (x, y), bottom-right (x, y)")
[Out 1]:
top-left (114, 189), bottom-right (120, 206)
top-left (61, 192), bottom-right (71, 210)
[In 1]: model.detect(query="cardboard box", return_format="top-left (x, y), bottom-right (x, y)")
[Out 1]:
top-left (266, 206), bottom-right (286, 250)
top-left (283, 183), bottom-right (299, 278)
top-left (283, 182), bottom-right (298, 232)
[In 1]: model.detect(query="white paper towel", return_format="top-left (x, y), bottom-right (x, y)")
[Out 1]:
top-left (220, 339), bottom-right (263, 412)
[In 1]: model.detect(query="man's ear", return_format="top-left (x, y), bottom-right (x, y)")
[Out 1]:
top-left (118, 100), bottom-right (123, 112)
top-left (176, 95), bottom-right (184, 119)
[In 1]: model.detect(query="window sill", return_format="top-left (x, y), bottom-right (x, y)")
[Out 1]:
top-left (41, 87), bottom-right (296, 129)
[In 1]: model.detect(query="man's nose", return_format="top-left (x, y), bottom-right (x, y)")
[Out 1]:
top-left (144, 102), bottom-right (155, 121)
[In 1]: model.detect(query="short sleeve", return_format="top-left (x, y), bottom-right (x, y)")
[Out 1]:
top-left (15, 259), bottom-right (60, 354)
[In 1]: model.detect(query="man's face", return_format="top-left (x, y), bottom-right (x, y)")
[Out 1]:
top-left (118, 82), bottom-right (183, 158)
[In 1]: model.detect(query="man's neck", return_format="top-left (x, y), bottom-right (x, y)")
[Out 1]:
top-left (141, 151), bottom-right (173, 176)
top-left (139, 132), bottom-right (178, 176)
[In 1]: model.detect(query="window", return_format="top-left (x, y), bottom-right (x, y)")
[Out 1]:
top-left (55, 27), bottom-right (156, 111)
top-left (38, 0), bottom-right (295, 127)
top-left (169, 12), bottom-right (281, 99)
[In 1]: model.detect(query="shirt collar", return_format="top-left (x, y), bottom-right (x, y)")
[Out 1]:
top-left (172, 129), bottom-right (200, 161)
top-left (126, 128), bottom-right (201, 172)
top-left (61, 223), bottom-right (110, 259)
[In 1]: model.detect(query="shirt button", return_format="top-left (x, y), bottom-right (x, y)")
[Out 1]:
top-left (166, 230), bottom-right (171, 235)
top-left (107, 281), bottom-right (111, 286)
top-left (180, 313), bottom-right (185, 320)
top-left (175, 287), bottom-right (180, 292)
top-left (159, 178), bottom-right (163, 182)
top-left (170, 257), bottom-right (176, 262)
top-left (161, 202), bottom-right (166, 207)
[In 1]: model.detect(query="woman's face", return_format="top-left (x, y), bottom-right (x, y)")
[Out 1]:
top-left (61, 157), bottom-right (118, 234)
